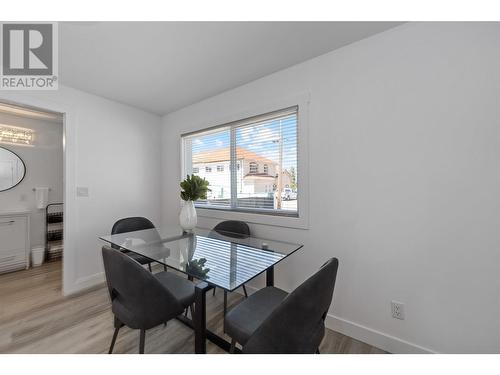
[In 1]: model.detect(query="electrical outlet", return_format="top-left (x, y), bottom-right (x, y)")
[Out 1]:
top-left (391, 301), bottom-right (405, 320)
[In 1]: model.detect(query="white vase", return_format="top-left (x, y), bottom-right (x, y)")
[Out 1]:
top-left (179, 200), bottom-right (197, 231)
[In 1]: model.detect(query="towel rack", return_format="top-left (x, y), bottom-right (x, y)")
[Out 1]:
top-left (32, 188), bottom-right (51, 191)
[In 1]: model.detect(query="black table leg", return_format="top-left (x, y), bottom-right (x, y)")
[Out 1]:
top-left (223, 290), bottom-right (227, 316)
top-left (266, 266), bottom-right (274, 287)
top-left (194, 282), bottom-right (211, 354)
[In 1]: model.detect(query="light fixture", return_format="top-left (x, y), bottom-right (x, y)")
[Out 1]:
top-left (0, 124), bottom-right (34, 146)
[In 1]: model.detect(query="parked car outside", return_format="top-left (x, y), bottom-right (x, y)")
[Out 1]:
top-left (281, 188), bottom-right (297, 200)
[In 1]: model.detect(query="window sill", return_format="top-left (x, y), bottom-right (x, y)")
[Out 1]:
top-left (196, 206), bottom-right (308, 230)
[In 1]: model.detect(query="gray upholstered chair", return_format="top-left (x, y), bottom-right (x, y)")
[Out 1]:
top-left (210, 220), bottom-right (251, 314)
top-left (224, 258), bottom-right (339, 354)
top-left (111, 217), bottom-right (166, 271)
top-left (102, 246), bottom-right (195, 354)
top-left (213, 220), bottom-right (251, 239)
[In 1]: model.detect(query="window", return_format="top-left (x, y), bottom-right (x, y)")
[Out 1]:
top-left (192, 167), bottom-right (199, 173)
top-left (182, 106), bottom-right (298, 216)
top-left (249, 162), bottom-right (258, 174)
top-left (184, 126), bottom-right (231, 207)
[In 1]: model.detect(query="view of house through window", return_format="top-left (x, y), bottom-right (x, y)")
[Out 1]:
top-left (182, 106), bottom-right (298, 216)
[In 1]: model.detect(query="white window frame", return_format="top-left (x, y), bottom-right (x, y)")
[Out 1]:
top-left (180, 92), bottom-right (310, 229)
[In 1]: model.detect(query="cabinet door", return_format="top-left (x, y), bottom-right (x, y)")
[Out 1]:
top-left (0, 248), bottom-right (27, 273)
top-left (0, 216), bottom-right (27, 271)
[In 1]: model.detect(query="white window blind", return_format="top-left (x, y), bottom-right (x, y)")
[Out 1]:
top-left (182, 106), bottom-right (298, 216)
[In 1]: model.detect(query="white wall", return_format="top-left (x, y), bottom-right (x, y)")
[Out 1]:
top-left (0, 113), bottom-right (63, 248)
top-left (161, 22), bottom-right (500, 353)
top-left (0, 85), bottom-right (162, 294)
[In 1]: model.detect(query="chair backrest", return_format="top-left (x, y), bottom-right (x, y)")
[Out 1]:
top-left (243, 258), bottom-right (339, 354)
top-left (112, 216), bottom-right (156, 235)
top-left (213, 220), bottom-right (250, 238)
top-left (101, 246), bottom-right (184, 330)
top-left (111, 217), bottom-right (158, 249)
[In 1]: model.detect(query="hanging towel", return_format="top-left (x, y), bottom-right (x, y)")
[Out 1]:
top-left (35, 187), bottom-right (49, 209)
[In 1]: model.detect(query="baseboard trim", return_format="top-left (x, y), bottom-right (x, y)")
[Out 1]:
top-left (325, 314), bottom-right (437, 354)
top-left (241, 282), bottom-right (435, 354)
top-left (64, 272), bottom-right (105, 296)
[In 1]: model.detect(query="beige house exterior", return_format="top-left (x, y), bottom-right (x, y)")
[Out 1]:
top-left (192, 147), bottom-right (280, 199)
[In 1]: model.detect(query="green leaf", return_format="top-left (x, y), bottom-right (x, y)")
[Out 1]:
top-left (180, 174), bottom-right (211, 201)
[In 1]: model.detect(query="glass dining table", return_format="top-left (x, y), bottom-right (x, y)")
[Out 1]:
top-left (99, 226), bottom-right (303, 354)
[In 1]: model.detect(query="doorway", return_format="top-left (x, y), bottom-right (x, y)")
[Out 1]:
top-left (0, 101), bottom-right (65, 289)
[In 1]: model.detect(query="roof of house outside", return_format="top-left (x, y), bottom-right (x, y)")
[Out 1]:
top-left (192, 147), bottom-right (276, 165)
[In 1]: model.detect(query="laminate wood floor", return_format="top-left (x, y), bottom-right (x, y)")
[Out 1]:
top-left (0, 261), bottom-right (386, 354)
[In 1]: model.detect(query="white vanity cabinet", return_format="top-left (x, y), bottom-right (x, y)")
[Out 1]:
top-left (0, 210), bottom-right (30, 274)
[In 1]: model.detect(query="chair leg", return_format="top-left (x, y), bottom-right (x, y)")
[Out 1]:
top-left (242, 284), bottom-right (248, 298)
top-left (213, 288), bottom-right (216, 296)
top-left (148, 263), bottom-right (152, 272)
top-left (108, 326), bottom-right (121, 354)
top-left (163, 264), bottom-right (167, 271)
top-left (139, 329), bottom-right (146, 354)
top-left (316, 348), bottom-right (320, 354)
top-left (229, 339), bottom-right (236, 354)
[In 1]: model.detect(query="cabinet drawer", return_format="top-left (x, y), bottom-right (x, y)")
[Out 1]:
top-left (0, 216), bottom-right (27, 254)
top-left (0, 250), bottom-right (26, 273)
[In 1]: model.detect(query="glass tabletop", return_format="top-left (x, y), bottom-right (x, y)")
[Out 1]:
top-left (99, 227), bottom-right (303, 292)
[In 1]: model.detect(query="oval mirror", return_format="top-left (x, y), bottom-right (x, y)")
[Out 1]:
top-left (0, 146), bottom-right (26, 192)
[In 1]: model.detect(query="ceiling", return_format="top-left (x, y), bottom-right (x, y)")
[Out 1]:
top-left (59, 22), bottom-right (402, 115)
